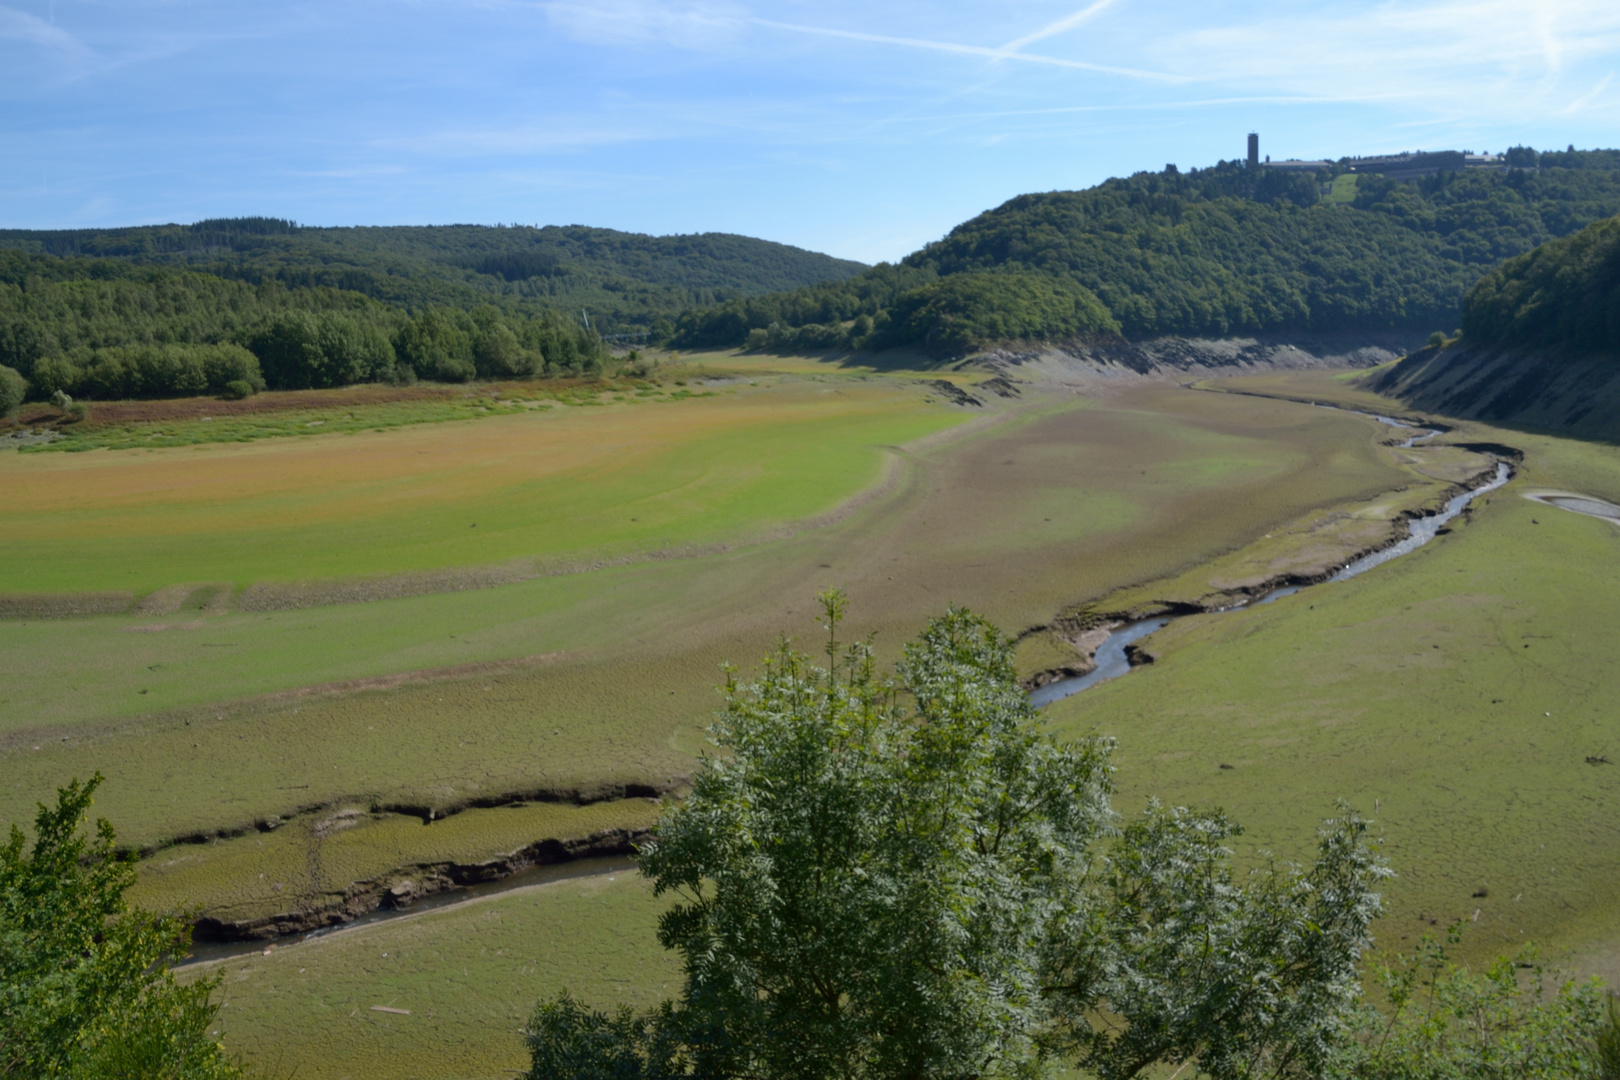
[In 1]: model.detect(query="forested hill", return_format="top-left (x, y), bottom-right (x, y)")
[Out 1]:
top-left (670, 149), bottom-right (1620, 355)
top-left (0, 221), bottom-right (866, 336)
top-left (1367, 211), bottom-right (1620, 440)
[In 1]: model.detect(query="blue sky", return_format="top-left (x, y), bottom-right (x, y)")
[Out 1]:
top-left (3, 1), bottom-right (1619, 262)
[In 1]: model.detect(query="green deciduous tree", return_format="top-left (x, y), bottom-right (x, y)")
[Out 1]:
top-left (1332, 926), bottom-right (1608, 1080)
top-left (1047, 803), bottom-right (1388, 1080)
top-left (0, 775), bottom-right (239, 1080)
top-left (526, 597), bottom-right (1390, 1080)
top-left (0, 364), bottom-right (25, 416)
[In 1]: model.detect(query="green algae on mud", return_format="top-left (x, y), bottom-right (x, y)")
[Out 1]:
top-left (0, 379), bottom-right (960, 596)
top-left (1040, 396), bottom-right (1620, 977)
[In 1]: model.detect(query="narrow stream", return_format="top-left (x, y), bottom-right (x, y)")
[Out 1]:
top-left (1032, 412), bottom-right (1511, 708)
top-left (179, 855), bottom-right (634, 967)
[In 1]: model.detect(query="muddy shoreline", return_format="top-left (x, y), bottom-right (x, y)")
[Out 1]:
top-left (192, 825), bottom-right (651, 943)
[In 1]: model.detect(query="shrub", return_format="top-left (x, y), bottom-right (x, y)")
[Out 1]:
top-left (222, 379), bottom-right (255, 400)
top-left (0, 364), bottom-right (25, 415)
top-left (1, 776), bottom-right (240, 1079)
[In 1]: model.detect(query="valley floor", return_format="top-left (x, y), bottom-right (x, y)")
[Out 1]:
top-left (6, 355), bottom-right (1617, 1076)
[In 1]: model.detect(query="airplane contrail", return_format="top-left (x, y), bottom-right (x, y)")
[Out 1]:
top-left (751, 17), bottom-right (1183, 82)
top-left (997, 0), bottom-right (1123, 56)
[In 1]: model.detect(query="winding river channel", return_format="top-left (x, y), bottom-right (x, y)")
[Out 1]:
top-left (1031, 411), bottom-right (1513, 708)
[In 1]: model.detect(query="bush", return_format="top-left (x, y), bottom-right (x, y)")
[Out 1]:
top-left (0, 776), bottom-right (240, 1079)
top-left (1428, 330), bottom-right (1448, 347)
top-left (1330, 928), bottom-right (1607, 1080)
top-left (222, 379), bottom-right (255, 400)
top-left (0, 364), bottom-right (25, 415)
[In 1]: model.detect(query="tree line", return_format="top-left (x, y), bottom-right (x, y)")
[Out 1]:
top-left (0, 219), bottom-right (867, 339)
top-left (0, 250), bottom-right (607, 405)
top-left (668, 152), bottom-right (1620, 355)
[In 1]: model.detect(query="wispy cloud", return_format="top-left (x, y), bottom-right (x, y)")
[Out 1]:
top-left (0, 4), bottom-right (90, 54)
top-left (996, 0), bottom-right (1122, 55)
top-left (1155, 0), bottom-right (1620, 113)
top-left (751, 18), bottom-right (1184, 82)
top-left (1564, 72), bottom-right (1615, 113)
top-left (544, 0), bottom-right (745, 49)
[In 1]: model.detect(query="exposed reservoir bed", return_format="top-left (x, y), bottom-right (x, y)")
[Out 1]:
top-left (1032, 410), bottom-right (1513, 706)
top-left (183, 405), bottom-right (1519, 954)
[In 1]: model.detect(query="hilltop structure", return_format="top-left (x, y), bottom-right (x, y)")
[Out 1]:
top-left (1244, 134), bottom-right (1504, 177)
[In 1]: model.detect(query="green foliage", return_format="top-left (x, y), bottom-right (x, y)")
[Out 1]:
top-left (248, 310), bottom-right (397, 389)
top-left (0, 364), bottom-right (24, 415)
top-left (673, 156), bottom-right (1620, 350)
top-left (0, 248), bottom-right (607, 399)
top-left (1461, 213), bottom-right (1620, 355)
top-left (51, 343), bottom-right (266, 400)
top-left (0, 776), bottom-right (238, 1079)
top-left (875, 269), bottom-right (1119, 353)
top-left (0, 220), bottom-right (866, 337)
top-left (1332, 927), bottom-right (1607, 1080)
top-left (1050, 803), bottom-right (1389, 1080)
top-left (527, 598), bottom-right (1388, 1080)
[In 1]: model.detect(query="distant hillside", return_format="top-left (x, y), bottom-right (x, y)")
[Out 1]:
top-left (670, 151), bottom-right (1620, 355)
top-left (1367, 212), bottom-right (1620, 439)
top-left (0, 221), bottom-right (866, 336)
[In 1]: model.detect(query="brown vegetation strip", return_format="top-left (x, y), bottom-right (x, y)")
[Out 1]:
top-left (4, 375), bottom-right (619, 429)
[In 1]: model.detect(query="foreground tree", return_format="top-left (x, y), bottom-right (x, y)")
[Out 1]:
top-left (0, 775), bottom-right (239, 1079)
top-left (1333, 926), bottom-right (1610, 1080)
top-left (527, 596), bottom-right (1391, 1080)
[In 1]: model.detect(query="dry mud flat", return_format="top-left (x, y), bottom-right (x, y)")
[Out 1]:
top-left (125, 359), bottom-right (1620, 1079)
top-left (2, 370), bottom-right (1440, 940)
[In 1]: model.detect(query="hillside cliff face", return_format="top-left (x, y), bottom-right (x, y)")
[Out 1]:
top-left (1367, 342), bottom-right (1620, 441)
top-left (1369, 213), bottom-right (1620, 440)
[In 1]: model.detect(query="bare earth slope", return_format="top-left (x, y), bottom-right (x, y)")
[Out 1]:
top-left (1367, 342), bottom-right (1620, 443)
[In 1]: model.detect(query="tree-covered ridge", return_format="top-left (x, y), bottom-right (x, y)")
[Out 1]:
top-left (0, 249), bottom-right (607, 402)
top-left (671, 154), bottom-right (1620, 353)
top-left (0, 221), bottom-right (867, 336)
top-left (1460, 213), bottom-right (1620, 355)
